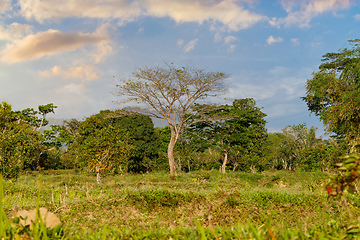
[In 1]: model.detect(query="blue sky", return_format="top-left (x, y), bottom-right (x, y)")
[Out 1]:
top-left (0, 0), bottom-right (359, 136)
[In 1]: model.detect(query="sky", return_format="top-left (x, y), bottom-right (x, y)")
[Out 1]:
top-left (0, 0), bottom-right (359, 136)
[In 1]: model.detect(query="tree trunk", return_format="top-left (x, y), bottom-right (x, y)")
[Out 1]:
top-left (250, 164), bottom-right (257, 174)
top-left (168, 130), bottom-right (177, 176)
top-left (350, 137), bottom-right (360, 153)
top-left (221, 151), bottom-right (228, 174)
top-left (96, 171), bottom-right (101, 184)
top-left (96, 163), bottom-right (101, 184)
top-left (232, 162), bottom-right (238, 171)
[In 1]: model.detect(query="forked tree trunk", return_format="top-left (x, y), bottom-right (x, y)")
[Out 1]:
top-left (221, 151), bottom-right (228, 174)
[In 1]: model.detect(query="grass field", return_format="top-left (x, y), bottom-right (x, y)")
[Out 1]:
top-left (2, 169), bottom-right (360, 239)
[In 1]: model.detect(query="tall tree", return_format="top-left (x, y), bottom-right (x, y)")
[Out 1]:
top-left (302, 39), bottom-right (360, 151)
top-left (279, 123), bottom-right (319, 170)
top-left (112, 113), bottom-right (160, 173)
top-left (17, 103), bottom-right (58, 170)
top-left (262, 132), bottom-right (288, 170)
top-left (77, 111), bottom-right (133, 177)
top-left (76, 110), bottom-right (159, 174)
top-left (114, 64), bottom-right (229, 175)
top-left (188, 98), bottom-right (267, 173)
top-left (0, 102), bottom-right (42, 179)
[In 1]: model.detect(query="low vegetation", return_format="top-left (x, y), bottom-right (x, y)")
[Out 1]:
top-left (2, 169), bottom-right (360, 239)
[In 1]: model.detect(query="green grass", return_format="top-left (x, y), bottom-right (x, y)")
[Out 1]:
top-left (1, 169), bottom-right (360, 239)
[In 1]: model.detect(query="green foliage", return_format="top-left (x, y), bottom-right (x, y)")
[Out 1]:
top-left (262, 123), bottom-right (342, 172)
top-left (0, 102), bottom-right (43, 179)
top-left (76, 111), bottom-right (132, 174)
top-left (0, 123), bottom-right (42, 178)
top-left (280, 123), bottom-right (319, 170)
top-left (16, 103), bottom-right (57, 130)
top-left (302, 39), bottom-right (360, 150)
top-left (74, 110), bottom-right (159, 174)
top-left (0, 101), bottom-right (66, 174)
top-left (58, 118), bottom-right (81, 147)
top-left (187, 98), bottom-right (267, 172)
top-left (262, 132), bottom-right (288, 170)
top-left (153, 126), bottom-right (174, 171)
top-left (326, 153), bottom-right (360, 197)
top-left (114, 113), bottom-right (160, 173)
top-left (300, 143), bottom-right (345, 172)
top-left (59, 119), bottom-right (82, 169)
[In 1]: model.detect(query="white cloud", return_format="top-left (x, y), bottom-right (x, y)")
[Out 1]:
top-left (0, 23), bottom-right (33, 41)
top-left (227, 44), bottom-right (236, 53)
top-left (92, 41), bottom-right (114, 63)
top-left (355, 14), bottom-right (360, 21)
top-left (18, 0), bottom-right (142, 24)
top-left (0, 25), bottom-right (110, 63)
top-left (183, 38), bottom-right (198, 52)
top-left (0, 0), bottom-right (11, 13)
top-left (177, 39), bottom-right (184, 47)
top-left (224, 35), bottom-right (238, 44)
top-left (143, 0), bottom-right (265, 31)
top-left (291, 38), bottom-right (299, 46)
top-left (271, 0), bottom-right (354, 28)
top-left (266, 36), bottom-right (283, 45)
top-left (223, 35), bottom-right (238, 53)
top-left (214, 32), bottom-right (222, 42)
top-left (17, 0), bottom-right (265, 32)
top-left (89, 24), bottom-right (114, 63)
top-left (39, 65), bottom-right (100, 81)
top-left (227, 83), bottom-right (275, 102)
top-left (63, 83), bottom-right (86, 94)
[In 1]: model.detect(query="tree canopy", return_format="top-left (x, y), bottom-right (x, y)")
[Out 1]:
top-left (187, 98), bottom-right (267, 173)
top-left (0, 101), bottom-right (57, 179)
top-left (75, 110), bottom-right (159, 174)
top-left (302, 39), bottom-right (360, 151)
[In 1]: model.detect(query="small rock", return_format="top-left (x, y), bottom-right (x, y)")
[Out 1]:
top-left (279, 180), bottom-right (287, 188)
top-left (13, 207), bottom-right (61, 229)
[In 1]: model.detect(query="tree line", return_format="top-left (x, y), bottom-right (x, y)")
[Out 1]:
top-left (2, 39), bottom-right (360, 180)
top-left (0, 100), bottom-right (346, 181)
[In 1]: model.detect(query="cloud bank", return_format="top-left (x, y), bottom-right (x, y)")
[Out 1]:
top-left (39, 65), bottom-right (100, 81)
top-left (17, 0), bottom-right (265, 31)
top-left (271, 0), bottom-right (354, 27)
top-left (0, 0), bottom-right (11, 13)
top-left (0, 23), bottom-right (33, 41)
top-left (0, 25), bottom-right (110, 63)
